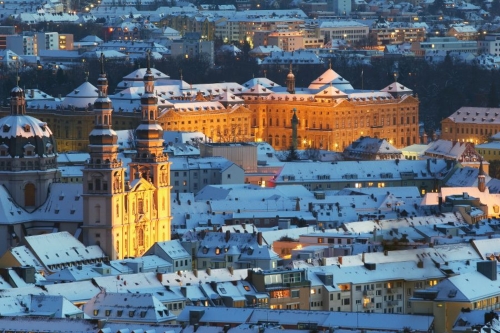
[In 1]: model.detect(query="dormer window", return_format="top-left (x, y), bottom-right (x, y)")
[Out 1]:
top-left (2, 124), bottom-right (10, 133)
top-left (23, 124), bottom-right (30, 132)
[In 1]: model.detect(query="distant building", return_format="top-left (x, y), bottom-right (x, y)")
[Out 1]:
top-left (441, 107), bottom-right (500, 144)
top-left (415, 37), bottom-right (478, 56)
top-left (170, 32), bottom-right (214, 66)
top-left (478, 33), bottom-right (500, 56)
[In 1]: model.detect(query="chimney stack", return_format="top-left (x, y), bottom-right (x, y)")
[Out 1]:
top-left (225, 230), bottom-right (231, 243)
top-left (257, 232), bottom-right (263, 246)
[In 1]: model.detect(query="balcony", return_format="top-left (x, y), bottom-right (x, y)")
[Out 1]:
top-left (363, 302), bottom-right (375, 309)
top-left (386, 300), bottom-right (399, 306)
top-left (363, 290), bottom-right (374, 296)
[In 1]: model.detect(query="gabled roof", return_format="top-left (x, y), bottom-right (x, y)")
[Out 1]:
top-left (381, 81), bottom-right (413, 94)
top-left (24, 231), bottom-right (107, 271)
top-left (83, 290), bottom-right (176, 323)
top-left (240, 84), bottom-right (272, 95)
top-left (308, 68), bottom-right (353, 91)
top-left (61, 81), bottom-right (98, 108)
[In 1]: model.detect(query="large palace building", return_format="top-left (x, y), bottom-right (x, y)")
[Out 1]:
top-left (1, 63), bottom-right (419, 152)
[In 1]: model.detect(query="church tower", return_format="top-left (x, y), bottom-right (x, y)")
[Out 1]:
top-left (82, 54), bottom-right (126, 259)
top-left (127, 50), bottom-right (172, 255)
top-left (286, 63), bottom-right (295, 94)
top-left (478, 159), bottom-right (486, 193)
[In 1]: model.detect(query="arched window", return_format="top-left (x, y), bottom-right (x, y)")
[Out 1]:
top-left (275, 135), bottom-right (279, 146)
top-left (282, 135), bottom-right (286, 147)
top-left (268, 135), bottom-right (272, 145)
top-left (137, 228), bottom-right (144, 247)
top-left (150, 111), bottom-right (154, 120)
top-left (24, 183), bottom-right (35, 207)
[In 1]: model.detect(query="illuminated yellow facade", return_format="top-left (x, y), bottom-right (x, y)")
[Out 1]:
top-left (159, 103), bottom-right (253, 142)
top-left (242, 92), bottom-right (420, 151)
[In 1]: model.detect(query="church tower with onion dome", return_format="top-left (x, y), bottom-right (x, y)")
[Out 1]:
top-left (127, 50), bottom-right (172, 255)
top-left (82, 54), bottom-right (128, 260)
top-left (0, 75), bottom-right (59, 210)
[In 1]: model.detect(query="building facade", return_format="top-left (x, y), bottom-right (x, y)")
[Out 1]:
top-left (441, 107), bottom-right (500, 144)
top-left (82, 54), bottom-right (172, 260)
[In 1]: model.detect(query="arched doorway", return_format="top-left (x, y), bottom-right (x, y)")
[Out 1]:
top-left (24, 183), bottom-right (35, 207)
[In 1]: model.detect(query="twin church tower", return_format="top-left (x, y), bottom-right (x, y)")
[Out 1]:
top-left (82, 52), bottom-right (172, 259)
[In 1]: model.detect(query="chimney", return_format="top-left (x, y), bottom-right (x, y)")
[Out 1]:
top-left (156, 272), bottom-right (163, 283)
top-left (477, 261), bottom-right (497, 281)
top-left (225, 230), bottom-right (231, 243)
top-left (417, 260), bottom-right (424, 268)
top-left (296, 198), bottom-right (300, 211)
top-left (384, 250), bottom-right (388, 256)
top-left (257, 232), bottom-right (263, 246)
top-left (228, 266), bottom-right (234, 275)
top-left (338, 256), bottom-right (343, 265)
top-left (193, 269), bottom-right (198, 277)
top-left (206, 267), bottom-right (211, 276)
top-left (362, 252), bottom-right (365, 263)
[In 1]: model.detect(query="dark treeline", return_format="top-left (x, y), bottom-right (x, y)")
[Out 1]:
top-left (3, 52), bottom-right (499, 133)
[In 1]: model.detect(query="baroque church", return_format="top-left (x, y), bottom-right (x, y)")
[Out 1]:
top-left (0, 54), bottom-right (171, 260)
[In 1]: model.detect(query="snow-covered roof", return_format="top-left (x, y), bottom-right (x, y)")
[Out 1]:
top-left (61, 81), bottom-right (98, 108)
top-left (83, 290), bottom-right (176, 323)
top-left (308, 67), bottom-right (353, 91)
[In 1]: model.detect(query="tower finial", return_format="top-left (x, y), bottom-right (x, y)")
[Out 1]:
top-left (146, 49), bottom-right (151, 72)
top-left (289, 62), bottom-right (293, 73)
top-left (329, 59), bottom-right (332, 69)
top-left (15, 59), bottom-right (20, 87)
top-left (100, 52), bottom-right (105, 75)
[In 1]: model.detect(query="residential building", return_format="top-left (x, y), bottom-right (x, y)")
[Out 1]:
top-left (247, 268), bottom-right (311, 310)
top-left (144, 239), bottom-right (192, 271)
top-left (83, 290), bottom-right (176, 324)
top-left (411, 261), bottom-right (499, 333)
top-left (199, 142), bottom-right (257, 173)
top-left (269, 159), bottom-right (451, 194)
top-left (170, 156), bottom-right (244, 193)
top-left (317, 20), bottom-right (369, 43)
top-left (370, 26), bottom-right (426, 45)
top-left (170, 32), bottom-right (214, 66)
top-left (416, 37), bottom-right (478, 56)
top-left (195, 231), bottom-right (279, 270)
top-left (267, 31), bottom-right (305, 51)
top-left (479, 34), bottom-right (500, 55)
top-left (327, 0), bottom-right (352, 15)
top-left (441, 107), bottom-right (500, 144)
top-left (424, 140), bottom-right (485, 171)
top-left (343, 136), bottom-right (402, 160)
top-left (447, 25), bottom-right (478, 41)
top-left (476, 132), bottom-right (500, 161)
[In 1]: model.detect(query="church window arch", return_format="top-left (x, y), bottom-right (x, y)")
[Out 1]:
top-left (137, 228), bottom-right (144, 247)
top-left (275, 135), bottom-right (279, 146)
top-left (149, 111), bottom-right (154, 120)
top-left (282, 135), bottom-right (286, 147)
top-left (268, 135), bottom-right (272, 145)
